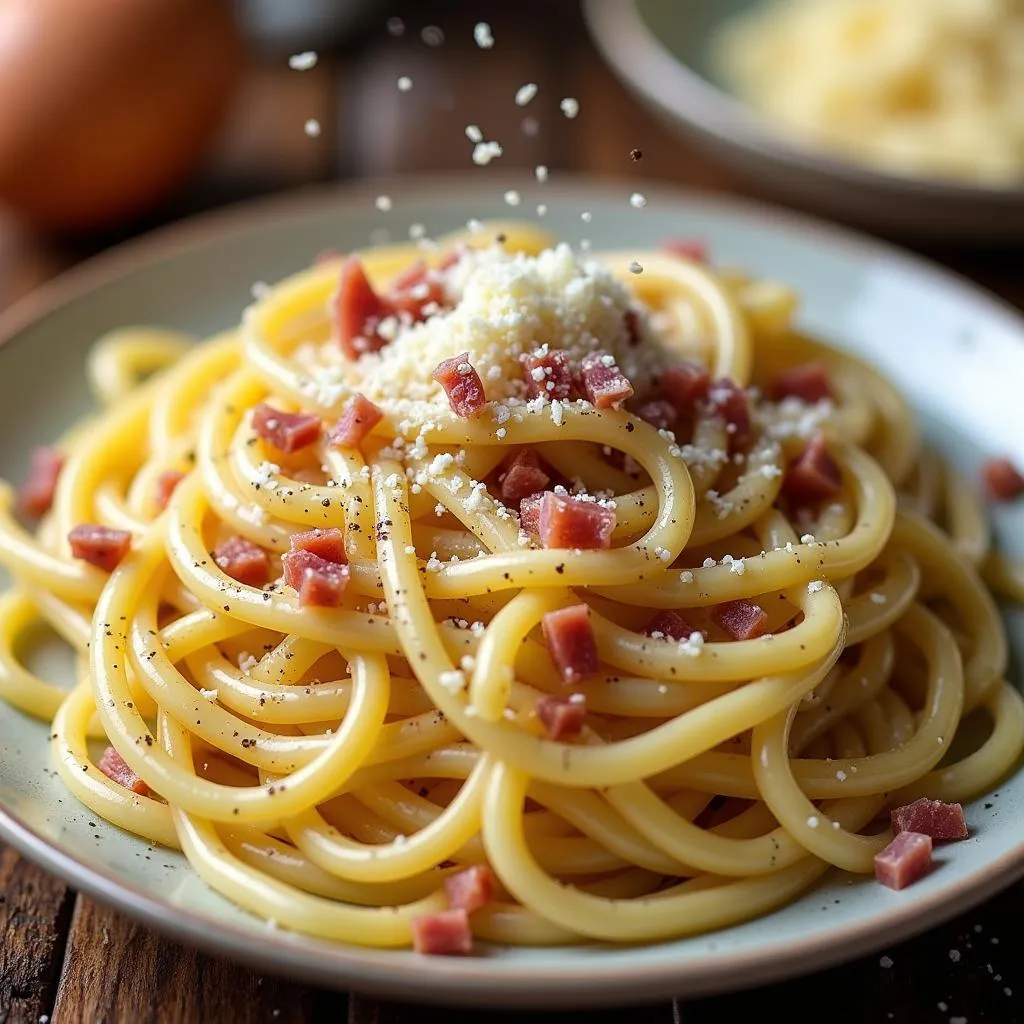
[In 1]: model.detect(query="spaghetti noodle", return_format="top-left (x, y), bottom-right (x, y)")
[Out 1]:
top-left (0, 221), bottom-right (1021, 951)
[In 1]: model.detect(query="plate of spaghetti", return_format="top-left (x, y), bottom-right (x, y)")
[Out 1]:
top-left (0, 177), bottom-right (1021, 1006)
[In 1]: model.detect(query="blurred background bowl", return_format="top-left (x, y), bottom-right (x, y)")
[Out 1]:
top-left (583, 0), bottom-right (1024, 242)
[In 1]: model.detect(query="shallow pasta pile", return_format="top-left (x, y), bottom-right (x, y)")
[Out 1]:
top-left (0, 222), bottom-right (1021, 952)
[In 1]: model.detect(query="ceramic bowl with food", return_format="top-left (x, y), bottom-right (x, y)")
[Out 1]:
top-left (583, 0), bottom-right (1024, 241)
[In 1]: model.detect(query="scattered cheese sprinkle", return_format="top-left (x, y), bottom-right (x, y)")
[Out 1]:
top-left (629, 192), bottom-right (647, 208)
top-left (386, 17), bottom-right (404, 36)
top-left (807, 580), bottom-right (825, 593)
top-left (439, 669), bottom-right (466, 693)
top-left (628, 260), bottom-right (643, 274)
top-left (472, 140), bottom-right (503, 166)
top-left (397, 76), bottom-right (413, 92)
top-left (504, 190), bottom-right (521, 207)
top-left (536, 203), bottom-right (547, 217)
top-left (474, 22), bottom-right (494, 48)
top-left (288, 51), bottom-right (318, 71)
top-left (515, 83), bottom-right (538, 106)
top-left (560, 97), bottom-right (580, 119)
top-left (535, 165), bottom-right (549, 183)
top-left (374, 195), bottom-right (392, 212)
top-left (870, 592), bottom-right (887, 604)
top-left (465, 124), bottom-right (483, 143)
top-left (679, 570), bottom-right (694, 583)
top-left (421, 25), bottom-right (444, 46)
top-left (199, 688), bottom-right (218, 702)
top-left (679, 632), bottom-right (705, 658)
top-left (806, 815), bottom-right (820, 828)
top-left (303, 119), bottom-right (321, 137)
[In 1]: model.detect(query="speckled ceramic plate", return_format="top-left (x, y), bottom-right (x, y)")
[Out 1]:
top-left (0, 177), bottom-right (1021, 1008)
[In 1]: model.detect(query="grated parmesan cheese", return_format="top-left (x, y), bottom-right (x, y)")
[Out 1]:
top-left (348, 243), bottom-right (655, 422)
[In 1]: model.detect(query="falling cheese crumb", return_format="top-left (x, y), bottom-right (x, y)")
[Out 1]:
top-left (515, 83), bottom-right (538, 106)
top-left (474, 22), bottom-right (494, 48)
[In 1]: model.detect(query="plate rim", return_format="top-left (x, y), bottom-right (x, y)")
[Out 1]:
top-left (582, 0), bottom-right (1024, 206)
top-left (1, 173), bottom-right (1023, 1007)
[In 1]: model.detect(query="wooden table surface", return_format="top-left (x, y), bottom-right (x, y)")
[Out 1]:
top-left (1, 4), bottom-right (1022, 1022)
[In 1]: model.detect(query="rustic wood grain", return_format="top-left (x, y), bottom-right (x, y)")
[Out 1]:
top-left (682, 879), bottom-right (1024, 1023)
top-left (348, 994), bottom-right (678, 1024)
top-left (0, 844), bottom-right (74, 1024)
top-left (51, 898), bottom-right (344, 1024)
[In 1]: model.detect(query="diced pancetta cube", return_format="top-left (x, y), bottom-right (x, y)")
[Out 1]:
top-left (538, 492), bottom-right (616, 550)
top-left (289, 527), bottom-right (346, 564)
top-left (982, 458), bottom-right (1024, 502)
top-left (542, 604), bottom-right (599, 684)
top-left (443, 865), bottom-right (494, 914)
top-left (658, 361), bottom-right (710, 415)
top-left (411, 908), bottom-right (472, 955)
top-left (328, 393), bottom-right (384, 450)
top-left (389, 260), bottom-right (448, 321)
top-left (432, 352), bottom-right (487, 418)
top-left (500, 449), bottom-right (550, 503)
top-left (875, 831), bottom-right (933, 890)
top-left (154, 470), bottom-right (186, 511)
top-left (890, 798), bottom-right (968, 841)
top-left (252, 404), bottom-right (321, 454)
top-left (771, 361), bottom-right (833, 404)
top-left (663, 239), bottom-right (707, 263)
top-left (334, 257), bottom-right (395, 359)
top-left (535, 694), bottom-right (586, 740)
top-left (707, 378), bottom-right (753, 449)
top-left (521, 348), bottom-right (579, 402)
top-left (518, 492), bottom-right (546, 535)
top-left (713, 600), bottom-right (768, 640)
top-left (579, 352), bottom-right (634, 409)
top-left (644, 609), bottom-right (701, 641)
top-left (98, 745), bottom-right (150, 796)
top-left (213, 536), bottom-right (270, 587)
top-left (282, 549), bottom-right (350, 607)
top-left (18, 447), bottom-right (63, 518)
top-left (785, 432), bottom-right (842, 503)
top-left (635, 399), bottom-right (678, 431)
top-left (68, 524), bottom-right (132, 573)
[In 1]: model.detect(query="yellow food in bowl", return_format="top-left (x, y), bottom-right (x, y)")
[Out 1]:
top-left (713, 0), bottom-right (1024, 186)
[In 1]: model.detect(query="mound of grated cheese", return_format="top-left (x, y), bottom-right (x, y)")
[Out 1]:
top-left (347, 243), bottom-right (655, 423)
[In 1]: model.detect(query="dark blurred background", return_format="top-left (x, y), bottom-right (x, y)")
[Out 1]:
top-left (0, 0), bottom-right (1018, 314)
